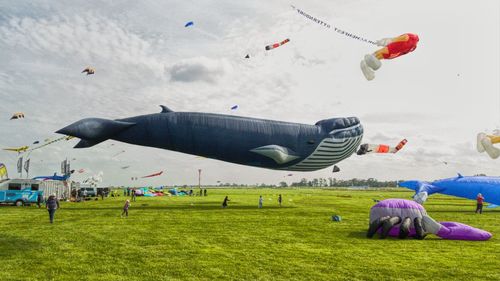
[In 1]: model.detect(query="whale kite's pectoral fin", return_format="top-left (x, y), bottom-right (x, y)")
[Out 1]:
top-left (487, 204), bottom-right (499, 209)
top-left (250, 145), bottom-right (299, 164)
top-left (160, 105), bottom-right (174, 113)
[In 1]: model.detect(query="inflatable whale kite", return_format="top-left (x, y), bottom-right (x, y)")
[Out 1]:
top-left (57, 106), bottom-right (363, 171)
top-left (400, 174), bottom-right (500, 207)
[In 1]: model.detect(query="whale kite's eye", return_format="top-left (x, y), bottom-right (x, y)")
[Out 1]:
top-left (307, 140), bottom-right (315, 144)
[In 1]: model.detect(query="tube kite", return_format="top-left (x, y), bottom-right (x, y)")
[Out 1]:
top-left (367, 199), bottom-right (491, 241)
top-left (357, 139), bottom-right (407, 155)
top-left (141, 171), bottom-right (164, 178)
top-left (56, 105), bottom-right (363, 172)
top-left (360, 33), bottom-right (419, 81)
top-left (265, 38), bottom-right (290, 51)
top-left (3, 146), bottom-right (29, 153)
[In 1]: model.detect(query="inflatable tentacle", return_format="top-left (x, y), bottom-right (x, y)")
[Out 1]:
top-left (367, 216), bottom-right (390, 238)
top-left (414, 217), bottom-right (426, 240)
top-left (398, 217), bottom-right (411, 239)
top-left (436, 222), bottom-right (492, 241)
top-left (380, 216), bottom-right (401, 239)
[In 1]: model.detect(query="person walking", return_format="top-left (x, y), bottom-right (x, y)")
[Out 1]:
top-left (37, 192), bottom-right (43, 208)
top-left (222, 196), bottom-right (230, 208)
top-left (278, 194), bottom-right (282, 207)
top-left (121, 199), bottom-right (130, 218)
top-left (131, 189), bottom-right (137, 202)
top-left (258, 195), bottom-right (263, 209)
top-left (46, 194), bottom-right (60, 223)
top-left (476, 193), bottom-right (485, 214)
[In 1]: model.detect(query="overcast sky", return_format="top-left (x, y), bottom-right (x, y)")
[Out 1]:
top-left (0, 0), bottom-right (499, 186)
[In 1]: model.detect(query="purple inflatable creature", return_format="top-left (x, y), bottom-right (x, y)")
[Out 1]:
top-left (367, 199), bottom-right (491, 241)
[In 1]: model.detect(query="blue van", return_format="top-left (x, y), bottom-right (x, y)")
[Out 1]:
top-left (0, 179), bottom-right (43, 206)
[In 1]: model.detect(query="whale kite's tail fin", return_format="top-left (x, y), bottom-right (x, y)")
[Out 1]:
top-left (56, 118), bottom-right (136, 148)
top-left (399, 180), bottom-right (445, 204)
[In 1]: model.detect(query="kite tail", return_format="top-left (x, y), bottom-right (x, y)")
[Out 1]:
top-left (291, 5), bottom-right (377, 46)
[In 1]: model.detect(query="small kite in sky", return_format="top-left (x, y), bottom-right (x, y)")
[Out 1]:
top-left (265, 38), bottom-right (290, 51)
top-left (141, 171), bottom-right (163, 178)
top-left (82, 67), bottom-right (95, 75)
top-left (10, 112), bottom-right (25, 120)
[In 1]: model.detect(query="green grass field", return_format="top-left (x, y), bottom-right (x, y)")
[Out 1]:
top-left (1, 188), bottom-right (498, 281)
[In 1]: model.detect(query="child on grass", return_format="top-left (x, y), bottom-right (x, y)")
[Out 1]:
top-left (121, 199), bottom-right (130, 217)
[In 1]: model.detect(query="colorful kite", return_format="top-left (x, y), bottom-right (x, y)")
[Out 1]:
top-left (477, 132), bottom-right (500, 159)
top-left (360, 33), bottom-right (419, 80)
top-left (0, 163), bottom-right (8, 182)
top-left (265, 38), bottom-right (290, 51)
top-left (141, 171), bottom-right (164, 178)
top-left (357, 139), bottom-right (407, 155)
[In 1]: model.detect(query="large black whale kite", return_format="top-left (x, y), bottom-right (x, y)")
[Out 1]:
top-left (57, 106), bottom-right (363, 171)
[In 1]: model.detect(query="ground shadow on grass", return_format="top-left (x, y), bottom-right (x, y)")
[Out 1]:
top-left (0, 235), bottom-right (42, 257)
top-left (62, 205), bottom-right (297, 211)
top-left (429, 209), bottom-right (500, 213)
top-left (426, 203), bottom-right (473, 207)
top-left (347, 231), bottom-right (441, 240)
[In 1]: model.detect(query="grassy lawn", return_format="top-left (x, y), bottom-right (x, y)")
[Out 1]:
top-left (0, 188), bottom-right (498, 281)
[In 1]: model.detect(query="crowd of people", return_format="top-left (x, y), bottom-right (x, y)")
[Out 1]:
top-left (36, 190), bottom-right (487, 224)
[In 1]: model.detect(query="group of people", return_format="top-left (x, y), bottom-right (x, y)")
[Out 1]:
top-left (222, 194), bottom-right (283, 209)
top-left (42, 191), bottom-right (487, 224)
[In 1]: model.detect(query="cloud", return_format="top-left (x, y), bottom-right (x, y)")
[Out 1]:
top-left (167, 57), bottom-right (231, 83)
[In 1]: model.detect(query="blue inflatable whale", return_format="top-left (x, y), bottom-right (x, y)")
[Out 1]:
top-left (57, 106), bottom-right (363, 171)
top-left (400, 174), bottom-right (500, 207)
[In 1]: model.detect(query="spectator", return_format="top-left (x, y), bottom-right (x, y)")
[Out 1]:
top-left (121, 199), bottom-right (130, 218)
top-left (476, 193), bottom-right (485, 214)
top-left (222, 196), bottom-right (230, 208)
top-left (46, 194), bottom-right (60, 223)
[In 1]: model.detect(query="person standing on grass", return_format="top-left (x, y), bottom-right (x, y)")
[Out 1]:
top-left (258, 195), bottom-right (263, 209)
top-left (476, 193), bottom-right (485, 214)
top-left (131, 189), bottom-right (137, 202)
top-left (222, 196), bottom-right (230, 208)
top-left (46, 194), bottom-right (60, 224)
top-left (121, 199), bottom-right (130, 217)
top-left (204, 189), bottom-right (207, 196)
top-left (278, 194), bottom-right (282, 207)
top-left (37, 192), bottom-right (43, 208)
